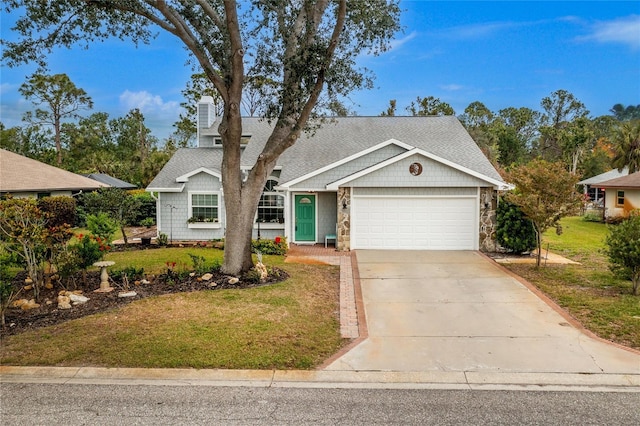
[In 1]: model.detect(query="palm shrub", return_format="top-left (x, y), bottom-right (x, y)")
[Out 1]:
top-left (604, 214), bottom-right (640, 295)
top-left (496, 199), bottom-right (537, 254)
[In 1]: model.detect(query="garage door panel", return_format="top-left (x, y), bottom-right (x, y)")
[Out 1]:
top-left (353, 197), bottom-right (477, 250)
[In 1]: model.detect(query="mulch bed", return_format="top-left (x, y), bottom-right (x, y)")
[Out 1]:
top-left (2, 267), bottom-right (288, 338)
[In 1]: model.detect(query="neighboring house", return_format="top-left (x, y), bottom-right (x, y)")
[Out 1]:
top-left (597, 172), bottom-right (640, 219)
top-left (578, 167), bottom-right (629, 203)
top-left (84, 173), bottom-right (137, 190)
top-left (146, 97), bottom-right (508, 251)
top-left (0, 149), bottom-right (108, 198)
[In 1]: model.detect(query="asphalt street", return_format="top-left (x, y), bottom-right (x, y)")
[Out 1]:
top-left (2, 383), bottom-right (639, 425)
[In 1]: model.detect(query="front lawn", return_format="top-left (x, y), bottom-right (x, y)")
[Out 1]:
top-left (503, 216), bottom-right (640, 350)
top-left (0, 247), bottom-right (345, 369)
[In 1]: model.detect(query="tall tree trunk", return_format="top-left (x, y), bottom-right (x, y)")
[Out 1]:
top-left (54, 116), bottom-right (62, 165)
top-left (534, 225), bottom-right (542, 268)
top-left (222, 188), bottom-right (261, 275)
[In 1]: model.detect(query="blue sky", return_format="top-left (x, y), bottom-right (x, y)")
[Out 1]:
top-left (1, 1), bottom-right (639, 141)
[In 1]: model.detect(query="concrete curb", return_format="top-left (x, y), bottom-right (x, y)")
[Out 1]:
top-left (1, 366), bottom-right (639, 392)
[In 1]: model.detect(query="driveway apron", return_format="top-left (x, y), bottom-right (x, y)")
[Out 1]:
top-left (325, 250), bottom-right (640, 373)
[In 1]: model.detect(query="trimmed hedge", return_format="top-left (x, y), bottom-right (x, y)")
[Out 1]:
top-left (252, 237), bottom-right (288, 255)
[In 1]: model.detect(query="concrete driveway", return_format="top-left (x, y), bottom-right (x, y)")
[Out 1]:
top-left (326, 250), bottom-right (640, 374)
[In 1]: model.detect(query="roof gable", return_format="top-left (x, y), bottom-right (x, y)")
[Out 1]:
top-left (280, 139), bottom-right (411, 189)
top-left (327, 148), bottom-right (508, 190)
top-left (146, 148), bottom-right (223, 192)
top-left (177, 167), bottom-right (221, 182)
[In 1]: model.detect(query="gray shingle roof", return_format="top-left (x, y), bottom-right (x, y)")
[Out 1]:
top-left (147, 116), bottom-right (504, 190)
top-left (84, 173), bottom-right (137, 189)
top-left (147, 148), bottom-right (224, 190)
top-left (578, 167), bottom-right (629, 185)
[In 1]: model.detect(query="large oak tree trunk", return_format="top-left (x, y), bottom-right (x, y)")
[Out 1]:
top-left (222, 187), bottom-right (261, 275)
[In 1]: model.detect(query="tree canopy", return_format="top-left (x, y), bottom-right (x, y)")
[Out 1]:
top-left (19, 73), bottom-right (93, 165)
top-left (504, 159), bottom-right (582, 266)
top-left (3, 1), bottom-right (402, 275)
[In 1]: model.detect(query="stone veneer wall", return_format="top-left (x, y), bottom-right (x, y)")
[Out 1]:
top-left (337, 188), bottom-right (351, 251)
top-left (479, 187), bottom-right (497, 252)
top-left (337, 186), bottom-right (497, 252)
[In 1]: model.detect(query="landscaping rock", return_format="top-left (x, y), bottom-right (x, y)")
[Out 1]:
top-left (12, 299), bottom-right (40, 310)
top-left (255, 262), bottom-right (268, 282)
top-left (201, 273), bottom-right (213, 281)
top-left (22, 299), bottom-right (40, 310)
top-left (228, 277), bottom-right (239, 285)
top-left (11, 299), bottom-right (27, 308)
top-left (57, 295), bottom-right (71, 310)
top-left (118, 291), bottom-right (137, 298)
top-left (69, 294), bottom-right (89, 305)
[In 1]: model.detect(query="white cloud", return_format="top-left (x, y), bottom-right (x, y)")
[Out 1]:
top-left (119, 90), bottom-right (180, 115)
top-left (118, 90), bottom-right (182, 140)
top-left (440, 84), bottom-right (464, 91)
top-left (437, 21), bottom-right (520, 40)
top-left (0, 82), bottom-right (16, 95)
top-left (581, 15), bottom-right (640, 49)
top-left (389, 31), bottom-right (418, 51)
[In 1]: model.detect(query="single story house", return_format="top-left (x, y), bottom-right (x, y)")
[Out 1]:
top-left (146, 97), bottom-right (508, 251)
top-left (578, 167), bottom-right (629, 204)
top-left (0, 149), bottom-right (108, 198)
top-left (597, 171), bottom-right (640, 219)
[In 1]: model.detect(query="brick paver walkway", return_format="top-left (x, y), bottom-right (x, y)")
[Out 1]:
top-left (287, 244), bottom-right (359, 339)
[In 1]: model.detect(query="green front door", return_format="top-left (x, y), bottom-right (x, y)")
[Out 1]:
top-left (295, 194), bottom-right (316, 241)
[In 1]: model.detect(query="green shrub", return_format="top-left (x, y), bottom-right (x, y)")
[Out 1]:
top-left (496, 199), bottom-right (537, 254)
top-left (130, 190), bottom-right (156, 226)
top-left (187, 253), bottom-right (207, 274)
top-left (112, 266), bottom-right (145, 282)
top-left (157, 233), bottom-right (169, 246)
top-left (186, 253), bottom-right (221, 274)
top-left (140, 217), bottom-right (155, 227)
top-left (53, 247), bottom-right (82, 285)
top-left (252, 237), bottom-right (288, 255)
top-left (582, 212), bottom-right (603, 222)
top-left (86, 213), bottom-right (118, 243)
top-left (73, 234), bottom-right (109, 270)
top-left (38, 196), bottom-right (76, 227)
top-left (604, 215), bottom-right (640, 295)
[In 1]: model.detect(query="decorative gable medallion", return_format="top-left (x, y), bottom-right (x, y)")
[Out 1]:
top-left (409, 162), bottom-right (423, 176)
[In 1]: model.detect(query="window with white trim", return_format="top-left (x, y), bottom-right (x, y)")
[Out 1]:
top-left (616, 190), bottom-right (625, 207)
top-left (257, 179), bottom-right (284, 223)
top-left (189, 193), bottom-right (219, 223)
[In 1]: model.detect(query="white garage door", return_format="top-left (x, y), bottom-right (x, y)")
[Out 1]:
top-left (352, 197), bottom-right (477, 250)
